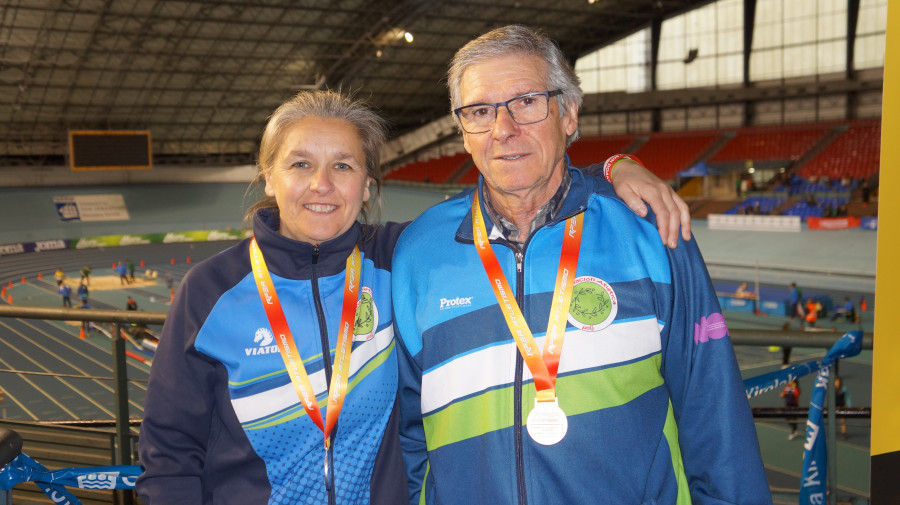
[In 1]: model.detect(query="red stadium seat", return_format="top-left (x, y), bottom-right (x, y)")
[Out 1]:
top-left (386, 152), bottom-right (471, 183)
top-left (710, 123), bottom-right (833, 163)
top-left (634, 131), bottom-right (719, 180)
top-left (800, 119), bottom-right (881, 181)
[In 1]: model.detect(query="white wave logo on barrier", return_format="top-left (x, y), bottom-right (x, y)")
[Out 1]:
top-left (77, 471), bottom-right (119, 489)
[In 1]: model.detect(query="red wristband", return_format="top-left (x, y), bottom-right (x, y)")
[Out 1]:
top-left (603, 154), bottom-right (644, 183)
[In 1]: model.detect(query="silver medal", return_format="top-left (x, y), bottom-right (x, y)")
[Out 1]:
top-left (526, 397), bottom-right (568, 445)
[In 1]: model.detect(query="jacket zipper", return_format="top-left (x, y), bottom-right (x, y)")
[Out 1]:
top-left (513, 249), bottom-right (528, 505)
top-left (509, 209), bottom-right (582, 505)
top-left (486, 207), bottom-right (582, 505)
top-left (311, 245), bottom-right (337, 505)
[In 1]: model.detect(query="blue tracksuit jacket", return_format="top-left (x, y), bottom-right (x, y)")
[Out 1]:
top-left (138, 208), bottom-right (406, 505)
top-left (392, 166), bottom-right (772, 505)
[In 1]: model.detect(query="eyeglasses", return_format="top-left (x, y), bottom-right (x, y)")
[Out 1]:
top-left (454, 90), bottom-right (563, 134)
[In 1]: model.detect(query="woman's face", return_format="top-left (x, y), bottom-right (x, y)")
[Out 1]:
top-left (265, 116), bottom-right (371, 245)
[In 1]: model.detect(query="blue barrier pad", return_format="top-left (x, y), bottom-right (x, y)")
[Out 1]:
top-left (718, 295), bottom-right (756, 313)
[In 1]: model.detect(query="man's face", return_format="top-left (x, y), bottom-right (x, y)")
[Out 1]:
top-left (459, 53), bottom-right (577, 202)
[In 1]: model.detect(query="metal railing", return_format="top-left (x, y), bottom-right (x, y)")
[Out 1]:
top-left (0, 304), bottom-right (875, 505)
top-left (0, 305), bottom-right (165, 505)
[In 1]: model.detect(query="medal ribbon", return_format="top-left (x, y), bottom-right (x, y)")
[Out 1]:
top-left (471, 192), bottom-right (583, 401)
top-left (249, 237), bottom-right (361, 448)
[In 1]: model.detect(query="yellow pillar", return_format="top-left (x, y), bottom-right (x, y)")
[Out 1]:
top-left (871, 2), bottom-right (900, 503)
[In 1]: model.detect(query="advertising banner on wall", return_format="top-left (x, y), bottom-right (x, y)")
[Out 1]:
top-left (53, 195), bottom-right (130, 222)
top-left (0, 240), bottom-right (71, 257)
top-left (73, 229), bottom-right (249, 249)
top-left (707, 213), bottom-right (802, 232)
top-left (806, 217), bottom-right (861, 230)
top-left (860, 216), bottom-right (878, 230)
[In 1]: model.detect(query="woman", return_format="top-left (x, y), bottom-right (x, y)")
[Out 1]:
top-left (834, 376), bottom-right (850, 438)
top-left (138, 90), bottom-right (406, 505)
top-left (137, 90), bottom-right (690, 505)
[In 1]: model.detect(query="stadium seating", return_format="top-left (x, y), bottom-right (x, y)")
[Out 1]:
top-left (634, 131), bottom-right (719, 180)
top-left (710, 123), bottom-right (833, 163)
top-left (724, 196), bottom-right (787, 215)
top-left (385, 152), bottom-right (470, 183)
top-left (799, 119), bottom-right (881, 180)
top-left (566, 135), bottom-right (635, 168)
top-left (383, 120), bottom-right (880, 191)
top-left (782, 197), bottom-right (850, 220)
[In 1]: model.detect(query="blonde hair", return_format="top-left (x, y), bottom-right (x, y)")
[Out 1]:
top-left (244, 90), bottom-right (388, 226)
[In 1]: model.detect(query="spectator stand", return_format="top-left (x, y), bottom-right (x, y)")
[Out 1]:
top-left (799, 119), bottom-right (881, 183)
top-left (782, 196), bottom-right (851, 221)
top-left (724, 196), bottom-right (787, 216)
top-left (384, 151), bottom-right (471, 184)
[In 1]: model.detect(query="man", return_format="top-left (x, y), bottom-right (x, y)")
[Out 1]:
top-left (58, 282), bottom-right (72, 308)
top-left (804, 298), bottom-right (819, 328)
top-left (788, 282), bottom-right (802, 320)
top-left (77, 299), bottom-right (93, 334)
top-left (831, 296), bottom-right (856, 322)
top-left (116, 262), bottom-right (129, 285)
top-left (80, 265), bottom-right (92, 286)
top-left (54, 268), bottom-right (66, 286)
top-left (392, 25), bottom-right (770, 505)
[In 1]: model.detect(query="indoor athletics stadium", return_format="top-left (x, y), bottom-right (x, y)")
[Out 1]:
top-left (0, 1), bottom-right (897, 504)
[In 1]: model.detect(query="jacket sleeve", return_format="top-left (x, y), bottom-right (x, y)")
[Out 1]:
top-left (395, 335), bottom-right (431, 504)
top-left (391, 227), bottom-right (434, 505)
top-left (136, 273), bottom-right (218, 503)
top-left (660, 235), bottom-right (773, 505)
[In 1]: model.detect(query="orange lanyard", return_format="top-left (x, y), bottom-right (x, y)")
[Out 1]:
top-left (249, 237), bottom-right (361, 449)
top-left (471, 192), bottom-right (583, 401)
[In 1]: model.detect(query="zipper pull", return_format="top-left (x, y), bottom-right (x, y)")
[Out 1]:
top-left (312, 244), bottom-right (319, 264)
top-left (516, 251), bottom-right (524, 273)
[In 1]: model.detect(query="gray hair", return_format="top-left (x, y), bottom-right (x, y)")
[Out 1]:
top-left (447, 25), bottom-right (583, 147)
top-left (244, 90), bottom-right (388, 226)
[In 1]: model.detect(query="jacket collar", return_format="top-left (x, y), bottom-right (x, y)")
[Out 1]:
top-left (253, 207), bottom-right (360, 279)
top-left (455, 161), bottom-right (592, 243)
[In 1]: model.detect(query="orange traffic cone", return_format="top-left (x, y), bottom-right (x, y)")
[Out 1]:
top-left (21, 277), bottom-right (26, 284)
top-left (7, 295), bottom-right (11, 304)
top-left (113, 262), bottom-right (117, 269)
top-left (79, 327), bottom-right (86, 339)
top-left (7, 281), bottom-right (11, 289)
top-left (170, 288), bottom-right (175, 303)
top-left (170, 258), bottom-right (176, 265)
top-left (37, 272), bottom-right (43, 280)
top-left (1, 286), bottom-right (5, 299)
top-left (140, 259), bottom-right (145, 267)
top-left (186, 256), bottom-right (191, 264)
